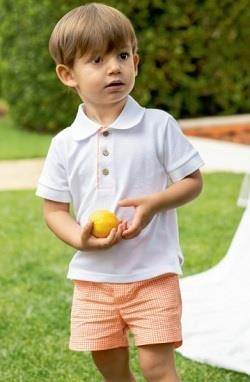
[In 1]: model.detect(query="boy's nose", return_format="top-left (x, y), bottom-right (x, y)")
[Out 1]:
top-left (107, 58), bottom-right (121, 74)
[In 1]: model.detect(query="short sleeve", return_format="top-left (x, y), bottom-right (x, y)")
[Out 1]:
top-left (36, 138), bottom-right (72, 202)
top-left (164, 116), bottom-right (204, 182)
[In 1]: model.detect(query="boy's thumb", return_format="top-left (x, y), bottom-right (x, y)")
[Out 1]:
top-left (118, 198), bottom-right (138, 207)
top-left (81, 221), bottom-right (93, 240)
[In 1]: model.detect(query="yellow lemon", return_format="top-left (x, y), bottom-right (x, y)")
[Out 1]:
top-left (90, 209), bottom-right (119, 238)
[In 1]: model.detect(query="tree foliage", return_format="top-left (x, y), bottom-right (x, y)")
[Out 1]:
top-left (1, 0), bottom-right (250, 132)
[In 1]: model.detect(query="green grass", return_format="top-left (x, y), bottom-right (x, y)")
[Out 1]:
top-left (179, 172), bottom-right (244, 275)
top-left (0, 116), bottom-right (52, 160)
top-left (0, 173), bottom-right (248, 381)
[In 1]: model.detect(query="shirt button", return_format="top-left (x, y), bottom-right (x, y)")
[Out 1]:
top-left (102, 168), bottom-right (109, 176)
top-left (103, 149), bottom-right (109, 156)
top-left (103, 131), bottom-right (109, 137)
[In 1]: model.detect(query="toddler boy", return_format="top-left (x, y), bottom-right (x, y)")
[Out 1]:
top-left (36, 3), bottom-right (204, 381)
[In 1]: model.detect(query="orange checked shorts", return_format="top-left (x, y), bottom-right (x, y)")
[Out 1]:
top-left (69, 274), bottom-right (182, 352)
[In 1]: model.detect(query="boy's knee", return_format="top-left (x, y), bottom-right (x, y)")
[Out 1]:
top-left (140, 358), bottom-right (168, 381)
top-left (92, 347), bottom-right (133, 382)
top-left (140, 364), bottom-right (180, 382)
top-left (139, 343), bottom-right (179, 382)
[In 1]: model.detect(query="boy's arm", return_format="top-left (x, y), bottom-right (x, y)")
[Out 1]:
top-left (119, 169), bottom-right (203, 240)
top-left (43, 199), bottom-right (126, 251)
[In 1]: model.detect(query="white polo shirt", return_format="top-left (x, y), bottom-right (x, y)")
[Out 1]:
top-left (36, 96), bottom-right (204, 282)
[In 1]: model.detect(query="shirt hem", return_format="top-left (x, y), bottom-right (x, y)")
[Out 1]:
top-left (66, 266), bottom-right (183, 283)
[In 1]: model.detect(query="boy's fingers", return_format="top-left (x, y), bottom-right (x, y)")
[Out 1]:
top-left (105, 227), bottom-right (116, 240)
top-left (123, 223), bottom-right (142, 238)
top-left (122, 227), bottom-right (141, 239)
top-left (105, 228), bottom-right (117, 245)
top-left (107, 222), bottom-right (126, 246)
top-left (84, 220), bottom-right (128, 249)
top-left (122, 215), bottom-right (142, 239)
top-left (114, 223), bottom-right (124, 242)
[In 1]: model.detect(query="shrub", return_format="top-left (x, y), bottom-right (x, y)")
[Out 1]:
top-left (1, 0), bottom-right (250, 132)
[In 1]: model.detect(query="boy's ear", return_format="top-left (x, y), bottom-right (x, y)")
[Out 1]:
top-left (56, 64), bottom-right (77, 88)
top-left (133, 54), bottom-right (140, 76)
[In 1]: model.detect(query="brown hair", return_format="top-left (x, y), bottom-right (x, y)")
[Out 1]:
top-left (49, 3), bottom-right (138, 67)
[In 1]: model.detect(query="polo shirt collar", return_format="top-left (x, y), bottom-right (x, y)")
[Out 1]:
top-left (71, 96), bottom-right (145, 141)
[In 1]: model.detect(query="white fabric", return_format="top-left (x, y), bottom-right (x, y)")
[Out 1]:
top-left (36, 96), bottom-right (204, 283)
top-left (238, 173), bottom-right (250, 208)
top-left (177, 197), bottom-right (250, 375)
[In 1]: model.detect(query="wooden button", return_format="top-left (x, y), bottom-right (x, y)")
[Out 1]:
top-left (103, 131), bottom-right (109, 137)
top-left (102, 168), bottom-right (109, 176)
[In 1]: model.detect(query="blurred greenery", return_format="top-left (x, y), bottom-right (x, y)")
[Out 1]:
top-left (0, 116), bottom-right (52, 159)
top-left (179, 172), bottom-right (243, 275)
top-left (0, 0), bottom-right (250, 132)
top-left (0, 173), bottom-right (248, 381)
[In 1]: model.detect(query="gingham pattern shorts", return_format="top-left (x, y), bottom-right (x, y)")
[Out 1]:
top-left (69, 274), bottom-right (182, 352)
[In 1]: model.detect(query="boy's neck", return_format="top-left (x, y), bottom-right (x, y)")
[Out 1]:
top-left (83, 98), bottom-right (128, 126)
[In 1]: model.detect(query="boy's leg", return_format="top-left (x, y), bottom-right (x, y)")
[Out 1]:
top-left (92, 347), bottom-right (137, 382)
top-left (138, 343), bottom-right (180, 382)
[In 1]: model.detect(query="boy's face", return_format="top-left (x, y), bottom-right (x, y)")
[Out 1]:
top-left (56, 44), bottom-right (139, 107)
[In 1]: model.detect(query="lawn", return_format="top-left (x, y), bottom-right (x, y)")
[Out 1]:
top-left (0, 173), bottom-right (248, 382)
top-left (0, 116), bottom-right (52, 160)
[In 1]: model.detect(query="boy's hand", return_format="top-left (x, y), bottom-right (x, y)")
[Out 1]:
top-left (80, 220), bottom-right (127, 251)
top-left (118, 196), bottom-right (156, 239)
top-left (118, 171), bottom-right (203, 240)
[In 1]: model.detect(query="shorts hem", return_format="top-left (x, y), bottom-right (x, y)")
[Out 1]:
top-left (69, 342), bottom-right (129, 352)
top-left (135, 338), bottom-right (182, 349)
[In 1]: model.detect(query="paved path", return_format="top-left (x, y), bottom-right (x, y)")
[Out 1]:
top-left (0, 138), bottom-right (249, 191)
top-left (0, 158), bottom-right (44, 191)
top-left (189, 137), bottom-right (250, 173)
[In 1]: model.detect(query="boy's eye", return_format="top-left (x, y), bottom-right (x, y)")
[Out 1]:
top-left (93, 56), bottom-right (102, 64)
top-left (119, 52), bottom-right (130, 60)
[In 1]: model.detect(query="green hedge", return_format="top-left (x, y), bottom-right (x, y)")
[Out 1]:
top-left (1, 0), bottom-right (250, 132)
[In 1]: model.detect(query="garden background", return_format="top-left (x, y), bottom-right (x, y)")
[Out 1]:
top-left (0, 0), bottom-right (250, 381)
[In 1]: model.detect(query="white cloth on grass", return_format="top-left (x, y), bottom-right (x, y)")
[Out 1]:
top-left (238, 173), bottom-right (250, 208)
top-left (177, 171), bottom-right (250, 375)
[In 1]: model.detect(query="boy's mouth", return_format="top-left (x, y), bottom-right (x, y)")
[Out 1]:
top-left (105, 80), bottom-right (125, 88)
